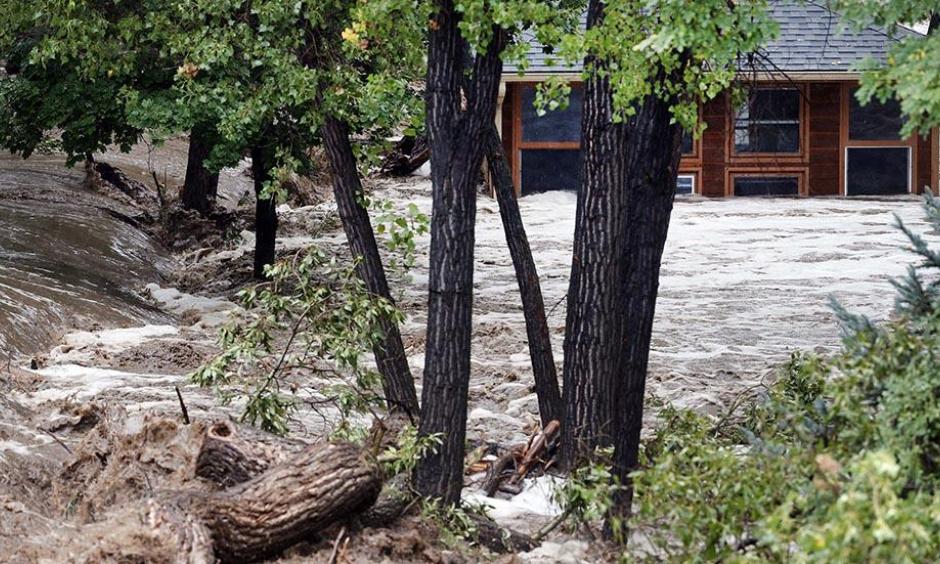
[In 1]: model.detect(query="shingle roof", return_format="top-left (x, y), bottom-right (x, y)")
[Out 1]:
top-left (504, 0), bottom-right (923, 77)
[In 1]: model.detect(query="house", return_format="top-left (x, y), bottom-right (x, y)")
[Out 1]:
top-left (496, 0), bottom-right (939, 197)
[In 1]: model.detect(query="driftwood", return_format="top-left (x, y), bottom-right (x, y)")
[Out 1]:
top-left (196, 441), bottom-right (382, 562)
top-left (482, 420), bottom-right (560, 497)
top-left (26, 419), bottom-right (382, 563)
top-left (194, 420), bottom-right (538, 555)
top-left (195, 419), bottom-right (305, 488)
top-left (379, 135), bottom-right (430, 176)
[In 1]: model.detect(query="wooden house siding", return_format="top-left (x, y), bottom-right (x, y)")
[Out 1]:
top-left (499, 80), bottom-right (939, 198)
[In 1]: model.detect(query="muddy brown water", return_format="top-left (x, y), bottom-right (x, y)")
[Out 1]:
top-left (0, 154), bottom-right (174, 359)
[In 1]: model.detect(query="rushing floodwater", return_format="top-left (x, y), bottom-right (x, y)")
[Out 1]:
top-left (0, 154), bottom-right (173, 358)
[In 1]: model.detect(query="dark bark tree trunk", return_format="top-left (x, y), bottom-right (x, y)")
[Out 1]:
top-left (251, 143), bottom-right (278, 279)
top-left (199, 442), bottom-right (381, 562)
top-left (322, 117), bottom-right (419, 417)
top-left (181, 125), bottom-right (220, 215)
top-left (485, 123), bottom-right (562, 428)
top-left (559, 0), bottom-right (632, 467)
top-left (415, 1), bottom-right (506, 504)
top-left (30, 432), bottom-right (382, 564)
top-left (609, 95), bottom-right (684, 528)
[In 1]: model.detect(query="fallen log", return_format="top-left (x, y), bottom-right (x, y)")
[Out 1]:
top-left (23, 420), bottom-right (382, 563)
top-left (195, 418), bottom-right (305, 488)
top-left (197, 441), bottom-right (382, 562)
top-left (379, 135), bottom-right (430, 176)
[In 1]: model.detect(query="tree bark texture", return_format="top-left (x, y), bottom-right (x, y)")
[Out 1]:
top-left (181, 125), bottom-right (220, 215)
top-left (322, 117), bottom-right (420, 417)
top-left (610, 94), bottom-right (684, 520)
top-left (251, 143), bottom-right (278, 279)
top-left (415, 1), bottom-right (507, 504)
top-left (198, 441), bottom-right (382, 562)
top-left (485, 123), bottom-right (562, 427)
top-left (25, 422), bottom-right (382, 564)
top-left (560, 0), bottom-right (632, 467)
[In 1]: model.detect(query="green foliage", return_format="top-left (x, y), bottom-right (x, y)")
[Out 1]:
top-left (420, 499), bottom-right (481, 549)
top-left (833, 0), bottom-right (940, 137)
top-left (626, 193), bottom-right (940, 561)
top-left (191, 246), bottom-right (403, 435)
top-left (552, 449), bottom-right (624, 535)
top-left (370, 199), bottom-right (430, 281)
top-left (533, 0), bottom-right (777, 133)
top-left (378, 425), bottom-right (444, 476)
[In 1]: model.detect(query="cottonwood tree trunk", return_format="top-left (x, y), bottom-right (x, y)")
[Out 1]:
top-left (181, 125), bottom-right (220, 215)
top-left (322, 117), bottom-right (419, 417)
top-left (609, 94), bottom-right (684, 526)
top-left (559, 0), bottom-right (632, 467)
top-left (200, 441), bottom-right (381, 562)
top-left (251, 143), bottom-right (278, 279)
top-left (485, 123), bottom-right (562, 427)
top-left (415, 1), bottom-right (506, 504)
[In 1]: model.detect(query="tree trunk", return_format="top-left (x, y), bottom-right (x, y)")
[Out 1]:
top-left (28, 434), bottom-right (382, 564)
top-left (559, 0), bottom-right (631, 468)
top-left (485, 124), bottom-right (562, 427)
top-left (181, 125), bottom-right (220, 215)
top-left (415, 2), bottom-right (506, 504)
top-left (198, 442), bottom-right (381, 562)
top-left (322, 117), bottom-right (419, 417)
top-left (251, 143), bottom-right (278, 279)
top-left (609, 95), bottom-right (684, 525)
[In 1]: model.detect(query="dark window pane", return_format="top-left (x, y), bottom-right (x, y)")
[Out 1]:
top-left (521, 149), bottom-right (580, 195)
top-left (734, 89), bottom-right (801, 154)
top-left (846, 147), bottom-right (909, 195)
top-left (681, 131), bottom-right (694, 155)
top-left (733, 176), bottom-right (799, 196)
top-left (677, 175), bottom-right (694, 195)
top-left (521, 86), bottom-right (583, 142)
top-left (849, 90), bottom-right (904, 141)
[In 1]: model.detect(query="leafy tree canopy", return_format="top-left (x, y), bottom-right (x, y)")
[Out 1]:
top-left (532, 0), bottom-right (778, 133)
top-left (834, 0), bottom-right (940, 137)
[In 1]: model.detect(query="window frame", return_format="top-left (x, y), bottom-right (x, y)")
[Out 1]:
top-left (513, 82), bottom-right (583, 194)
top-left (676, 173), bottom-right (697, 196)
top-left (729, 86), bottom-right (807, 161)
top-left (727, 170), bottom-right (807, 197)
top-left (839, 83), bottom-right (918, 196)
top-left (843, 146), bottom-right (912, 196)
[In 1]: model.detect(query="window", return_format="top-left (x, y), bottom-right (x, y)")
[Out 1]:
top-left (849, 91), bottom-right (904, 141)
top-left (844, 86), bottom-right (912, 196)
top-left (845, 148), bottom-right (910, 196)
top-left (521, 149), bottom-right (581, 195)
top-left (733, 175), bottom-right (800, 196)
top-left (521, 86), bottom-right (583, 143)
top-left (734, 89), bottom-right (801, 154)
top-left (677, 174), bottom-right (695, 195)
top-left (681, 131), bottom-right (695, 155)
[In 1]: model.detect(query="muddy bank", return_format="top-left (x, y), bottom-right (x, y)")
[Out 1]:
top-left (0, 154), bottom-right (175, 358)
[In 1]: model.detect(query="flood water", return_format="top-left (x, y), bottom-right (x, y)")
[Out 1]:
top-left (0, 154), bottom-right (173, 359)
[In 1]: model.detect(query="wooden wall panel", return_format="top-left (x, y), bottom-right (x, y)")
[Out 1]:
top-left (917, 132), bottom-right (931, 194)
top-left (808, 83), bottom-right (841, 196)
top-left (701, 93), bottom-right (728, 197)
top-left (501, 84), bottom-right (515, 179)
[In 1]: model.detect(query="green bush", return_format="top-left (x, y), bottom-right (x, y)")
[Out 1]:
top-left (629, 193), bottom-right (940, 562)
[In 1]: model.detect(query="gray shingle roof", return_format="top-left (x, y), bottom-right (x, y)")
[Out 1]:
top-left (504, 0), bottom-right (922, 77)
